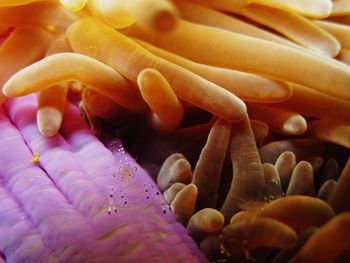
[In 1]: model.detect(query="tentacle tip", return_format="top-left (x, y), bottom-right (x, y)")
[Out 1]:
top-left (59, 0), bottom-right (87, 12)
top-left (283, 231), bottom-right (298, 249)
top-left (187, 183), bottom-right (198, 194)
top-left (229, 100), bottom-right (248, 123)
top-left (283, 115), bottom-right (307, 135)
top-left (2, 83), bottom-right (16, 97)
top-left (37, 107), bottom-right (63, 137)
top-left (275, 82), bottom-right (293, 102)
top-left (207, 210), bottom-right (225, 230)
top-left (151, 10), bottom-right (178, 33)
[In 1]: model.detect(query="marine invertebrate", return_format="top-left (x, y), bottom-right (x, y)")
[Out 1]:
top-left (2, 0), bottom-right (350, 135)
top-left (290, 212), bottom-right (350, 263)
top-left (1, 0), bottom-right (350, 262)
top-left (157, 116), bottom-right (349, 262)
top-left (137, 68), bottom-right (184, 132)
top-left (124, 18), bottom-right (350, 99)
top-left (0, 95), bottom-right (205, 262)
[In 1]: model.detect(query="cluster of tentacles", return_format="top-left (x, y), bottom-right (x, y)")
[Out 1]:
top-left (137, 115), bottom-right (350, 262)
top-left (1, 0), bottom-right (350, 262)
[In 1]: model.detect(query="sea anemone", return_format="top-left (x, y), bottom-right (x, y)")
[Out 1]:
top-left (0, 95), bottom-right (205, 262)
top-left (0, 0), bottom-right (350, 262)
top-left (155, 114), bottom-right (349, 262)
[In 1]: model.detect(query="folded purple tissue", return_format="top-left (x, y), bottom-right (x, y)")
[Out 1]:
top-left (0, 95), bottom-right (206, 263)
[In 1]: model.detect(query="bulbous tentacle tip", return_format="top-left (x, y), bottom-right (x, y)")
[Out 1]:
top-left (37, 107), bottom-right (62, 137)
top-left (59, 0), bottom-right (87, 12)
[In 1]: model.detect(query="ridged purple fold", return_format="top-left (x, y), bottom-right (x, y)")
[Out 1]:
top-left (0, 95), bottom-right (206, 263)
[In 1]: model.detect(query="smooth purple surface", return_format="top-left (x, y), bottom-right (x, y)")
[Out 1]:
top-left (0, 95), bottom-right (207, 263)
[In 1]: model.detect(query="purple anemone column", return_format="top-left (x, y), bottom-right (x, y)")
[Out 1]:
top-left (0, 95), bottom-right (207, 263)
